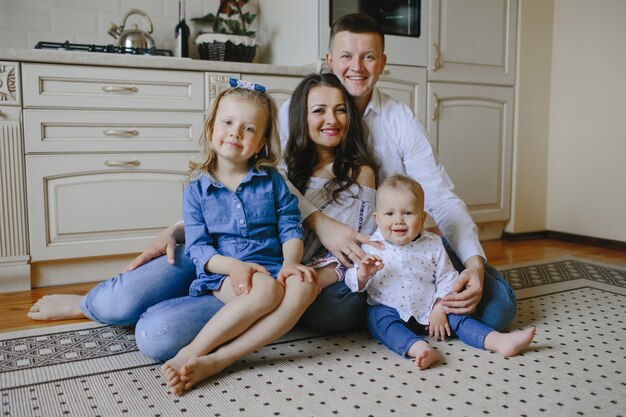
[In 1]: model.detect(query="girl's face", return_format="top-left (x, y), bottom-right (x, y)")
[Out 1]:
top-left (307, 85), bottom-right (348, 152)
top-left (211, 94), bottom-right (267, 166)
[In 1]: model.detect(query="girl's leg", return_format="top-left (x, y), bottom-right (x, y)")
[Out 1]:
top-left (447, 314), bottom-right (535, 357)
top-left (161, 273), bottom-right (286, 393)
top-left (176, 275), bottom-right (318, 393)
top-left (28, 245), bottom-right (197, 325)
top-left (443, 239), bottom-right (517, 331)
top-left (367, 304), bottom-right (440, 370)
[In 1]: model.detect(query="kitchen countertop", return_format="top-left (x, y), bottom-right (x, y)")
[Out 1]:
top-left (0, 48), bottom-right (318, 76)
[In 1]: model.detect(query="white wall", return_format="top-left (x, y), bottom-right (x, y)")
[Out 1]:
top-left (507, 0), bottom-right (553, 234)
top-left (0, 0), bottom-right (258, 59)
top-left (545, 0), bottom-right (626, 241)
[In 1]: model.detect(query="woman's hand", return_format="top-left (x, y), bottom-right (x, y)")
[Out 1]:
top-left (428, 302), bottom-right (451, 341)
top-left (308, 212), bottom-right (383, 267)
top-left (124, 224), bottom-right (184, 271)
top-left (277, 263), bottom-right (318, 288)
top-left (229, 261), bottom-right (271, 296)
top-left (441, 256), bottom-right (485, 315)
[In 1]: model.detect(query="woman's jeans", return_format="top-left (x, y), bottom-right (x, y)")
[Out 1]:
top-left (367, 304), bottom-right (493, 357)
top-left (81, 242), bottom-right (515, 362)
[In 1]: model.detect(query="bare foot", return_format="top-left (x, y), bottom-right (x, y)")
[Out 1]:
top-left (409, 340), bottom-right (441, 370)
top-left (161, 348), bottom-right (197, 395)
top-left (27, 295), bottom-right (85, 321)
top-left (485, 327), bottom-right (536, 357)
top-left (179, 353), bottom-right (231, 392)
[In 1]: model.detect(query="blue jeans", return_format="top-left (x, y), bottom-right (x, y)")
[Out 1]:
top-left (80, 245), bottom-right (366, 361)
top-left (367, 304), bottom-right (494, 357)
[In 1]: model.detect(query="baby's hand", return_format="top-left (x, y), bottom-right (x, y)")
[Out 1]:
top-left (428, 303), bottom-right (451, 341)
top-left (357, 254), bottom-right (384, 285)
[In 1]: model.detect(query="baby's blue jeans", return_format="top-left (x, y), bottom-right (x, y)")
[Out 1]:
top-left (81, 243), bottom-right (515, 362)
top-left (367, 304), bottom-right (494, 357)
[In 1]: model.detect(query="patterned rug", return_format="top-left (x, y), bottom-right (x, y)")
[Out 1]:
top-left (1, 257), bottom-right (625, 417)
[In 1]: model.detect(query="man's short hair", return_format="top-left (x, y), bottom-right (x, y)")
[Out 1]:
top-left (329, 13), bottom-right (385, 51)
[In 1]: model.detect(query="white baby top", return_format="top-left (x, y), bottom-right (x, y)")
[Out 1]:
top-left (345, 229), bottom-right (459, 325)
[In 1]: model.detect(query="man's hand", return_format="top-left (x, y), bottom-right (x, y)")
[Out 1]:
top-left (124, 224), bottom-right (184, 271)
top-left (308, 212), bottom-right (383, 267)
top-left (441, 255), bottom-right (485, 315)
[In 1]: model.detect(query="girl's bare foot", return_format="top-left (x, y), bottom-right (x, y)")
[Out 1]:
top-left (27, 295), bottom-right (85, 321)
top-left (485, 327), bottom-right (536, 357)
top-left (161, 348), bottom-right (198, 395)
top-left (409, 340), bottom-right (441, 370)
top-left (179, 352), bottom-right (231, 392)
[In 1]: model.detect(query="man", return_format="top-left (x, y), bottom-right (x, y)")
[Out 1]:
top-left (278, 14), bottom-right (516, 332)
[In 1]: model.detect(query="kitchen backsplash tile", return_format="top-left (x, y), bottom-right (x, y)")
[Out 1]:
top-left (0, 0), bottom-right (259, 59)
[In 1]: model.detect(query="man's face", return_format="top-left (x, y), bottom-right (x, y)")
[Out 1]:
top-left (326, 31), bottom-right (387, 108)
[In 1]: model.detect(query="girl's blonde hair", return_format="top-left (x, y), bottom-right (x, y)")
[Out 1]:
top-left (190, 87), bottom-right (281, 175)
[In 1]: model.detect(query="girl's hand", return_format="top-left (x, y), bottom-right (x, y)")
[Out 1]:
top-left (428, 303), bottom-right (451, 341)
top-left (229, 261), bottom-right (270, 296)
top-left (357, 255), bottom-right (384, 287)
top-left (277, 263), bottom-right (318, 288)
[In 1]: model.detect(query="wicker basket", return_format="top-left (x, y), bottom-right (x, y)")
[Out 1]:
top-left (198, 41), bottom-right (256, 62)
top-left (195, 33), bottom-right (257, 63)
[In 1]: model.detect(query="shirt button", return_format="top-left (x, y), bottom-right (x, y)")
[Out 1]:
top-left (237, 186), bottom-right (242, 191)
top-left (236, 204), bottom-right (241, 209)
top-left (239, 219), bottom-right (245, 224)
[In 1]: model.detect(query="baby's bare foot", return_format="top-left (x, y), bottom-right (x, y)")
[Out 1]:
top-left (27, 295), bottom-right (85, 321)
top-left (161, 348), bottom-right (197, 395)
top-left (486, 327), bottom-right (536, 357)
top-left (179, 353), bottom-right (230, 392)
top-left (410, 341), bottom-right (441, 370)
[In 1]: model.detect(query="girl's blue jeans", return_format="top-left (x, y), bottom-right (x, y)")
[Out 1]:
top-left (367, 304), bottom-right (493, 357)
top-left (80, 242), bottom-right (515, 362)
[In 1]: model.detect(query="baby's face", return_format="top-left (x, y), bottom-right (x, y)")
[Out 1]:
top-left (374, 187), bottom-right (426, 246)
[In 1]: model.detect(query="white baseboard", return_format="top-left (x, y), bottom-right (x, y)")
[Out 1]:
top-left (0, 262), bottom-right (31, 292)
top-left (31, 254), bottom-right (137, 288)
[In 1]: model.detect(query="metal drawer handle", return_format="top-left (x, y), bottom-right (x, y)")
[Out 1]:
top-left (101, 85), bottom-right (138, 93)
top-left (103, 129), bottom-right (140, 137)
top-left (104, 160), bottom-right (141, 167)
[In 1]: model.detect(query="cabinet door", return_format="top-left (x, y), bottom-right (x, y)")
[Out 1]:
top-left (26, 153), bottom-right (195, 261)
top-left (241, 74), bottom-right (303, 110)
top-left (378, 65), bottom-right (428, 127)
top-left (426, 82), bottom-right (513, 223)
top-left (428, 0), bottom-right (518, 85)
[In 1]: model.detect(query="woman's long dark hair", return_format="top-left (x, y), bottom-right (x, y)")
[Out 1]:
top-left (284, 73), bottom-right (379, 201)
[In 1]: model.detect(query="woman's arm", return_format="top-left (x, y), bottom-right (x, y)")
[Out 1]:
top-left (124, 222), bottom-right (185, 271)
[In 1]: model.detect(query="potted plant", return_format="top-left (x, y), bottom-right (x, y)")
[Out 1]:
top-left (192, 0), bottom-right (258, 62)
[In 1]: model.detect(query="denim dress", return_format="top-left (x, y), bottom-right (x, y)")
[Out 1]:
top-left (183, 168), bottom-right (303, 296)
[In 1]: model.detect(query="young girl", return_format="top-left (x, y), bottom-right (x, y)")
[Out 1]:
top-left (283, 73), bottom-right (380, 289)
top-left (161, 81), bottom-right (319, 395)
top-left (345, 175), bottom-right (536, 370)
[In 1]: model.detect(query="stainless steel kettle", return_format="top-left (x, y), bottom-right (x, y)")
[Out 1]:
top-left (108, 9), bottom-right (155, 49)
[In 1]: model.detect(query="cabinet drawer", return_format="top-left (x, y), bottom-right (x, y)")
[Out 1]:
top-left (26, 153), bottom-right (195, 261)
top-left (22, 64), bottom-right (204, 110)
top-left (24, 109), bottom-right (204, 153)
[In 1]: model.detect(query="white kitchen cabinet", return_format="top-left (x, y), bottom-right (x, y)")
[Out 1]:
top-left (378, 65), bottom-right (428, 127)
top-left (26, 153), bottom-right (192, 261)
top-left (241, 74), bottom-right (304, 110)
top-left (426, 82), bottom-right (514, 225)
top-left (428, 0), bottom-right (518, 86)
top-left (0, 62), bottom-right (30, 291)
top-left (22, 63), bottom-right (204, 265)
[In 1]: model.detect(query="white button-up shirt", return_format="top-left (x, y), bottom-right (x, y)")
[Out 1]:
top-left (279, 88), bottom-right (485, 264)
top-left (344, 229), bottom-right (459, 325)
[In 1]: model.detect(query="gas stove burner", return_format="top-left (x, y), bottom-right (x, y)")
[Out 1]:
top-left (34, 41), bottom-right (173, 56)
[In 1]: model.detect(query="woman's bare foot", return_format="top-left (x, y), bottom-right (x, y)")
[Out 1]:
top-left (161, 348), bottom-right (198, 395)
top-left (408, 340), bottom-right (441, 370)
top-left (485, 327), bottom-right (536, 357)
top-left (179, 352), bottom-right (231, 392)
top-left (27, 295), bottom-right (85, 321)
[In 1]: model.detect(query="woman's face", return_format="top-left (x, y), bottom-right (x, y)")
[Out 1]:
top-left (306, 85), bottom-right (348, 153)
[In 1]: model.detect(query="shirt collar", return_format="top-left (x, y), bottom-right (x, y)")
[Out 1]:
top-left (363, 88), bottom-right (382, 119)
top-left (197, 167), bottom-right (269, 190)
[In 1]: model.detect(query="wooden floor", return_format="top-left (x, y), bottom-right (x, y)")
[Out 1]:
top-left (1, 238), bottom-right (624, 333)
